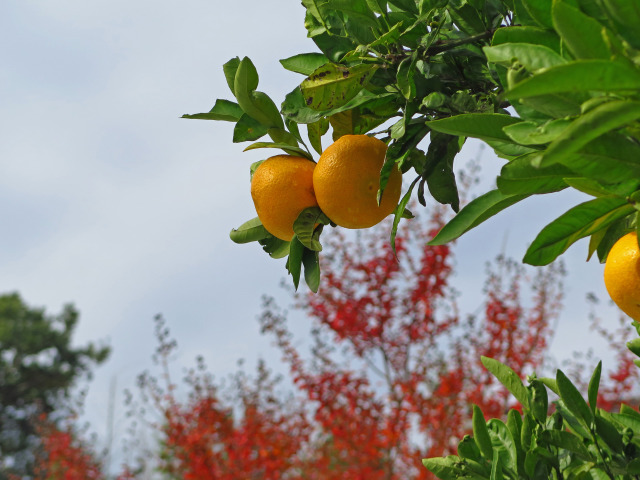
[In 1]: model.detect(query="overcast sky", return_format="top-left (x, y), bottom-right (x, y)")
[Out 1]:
top-left (1, 0), bottom-right (624, 466)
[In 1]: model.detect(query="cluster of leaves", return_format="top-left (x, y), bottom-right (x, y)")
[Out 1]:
top-left (184, 0), bottom-right (512, 290)
top-left (186, 0), bottom-right (640, 290)
top-left (424, 326), bottom-right (640, 479)
top-left (426, 0), bottom-right (640, 267)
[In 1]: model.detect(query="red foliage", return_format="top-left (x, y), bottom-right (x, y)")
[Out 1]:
top-left (256, 208), bottom-right (565, 478)
top-left (31, 207), bottom-right (638, 479)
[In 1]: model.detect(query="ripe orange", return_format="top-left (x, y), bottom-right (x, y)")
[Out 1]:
top-left (313, 135), bottom-right (402, 229)
top-left (604, 231), bottom-right (640, 321)
top-left (250, 155), bottom-right (318, 241)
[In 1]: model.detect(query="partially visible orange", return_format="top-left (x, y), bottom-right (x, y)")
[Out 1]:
top-left (250, 155), bottom-right (318, 241)
top-left (604, 231), bottom-right (640, 321)
top-left (312, 135), bottom-right (402, 229)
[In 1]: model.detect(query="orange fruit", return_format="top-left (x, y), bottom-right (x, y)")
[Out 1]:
top-left (250, 155), bottom-right (318, 242)
top-left (604, 231), bottom-right (640, 321)
top-left (313, 135), bottom-right (402, 229)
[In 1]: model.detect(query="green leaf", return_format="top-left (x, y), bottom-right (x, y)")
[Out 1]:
top-left (307, 118), bottom-right (330, 154)
top-left (492, 26), bottom-right (561, 52)
top-left (424, 133), bottom-right (461, 212)
top-left (588, 361), bottom-right (602, 412)
top-left (457, 435), bottom-right (483, 462)
top-left (503, 118), bottom-right (572, 145)
top-left (521, 0), bottom-right (552, 28)
top-left (229, 217), bottom-right (270, 244)
top-left (537, 100), bottom-right (640, 168)
top-left (566, 132), bottom-right (640, 184)
top-left (302, 248), bottom-right (321, 293)
top-left (596, 219), bottom-right (632, 262)
top-left (506, 410), bottom-right (525, 477)
top-left (538, 377), bottom-right (559, 396)
top-left (222, 57), bottom-right (241, 95)
top-left (427, 113), bottom-right (522, 144)
top-left (488, 419), bottom-right (517, 472)
top-left (484, 43), bottom-right (566, 71)
top-left (505, 62), bottom-right (640, 99)
top-left (541, 430), bottom-right (593, 460)
top-left (182, 99), bottom-right (244, 122)
top-left (473, 405), bottom-right (494, 461)
top-left (234, 57), bottom-right (284, 129)
top-left (397, 56), bottom-right (417, 100)
top-left (259, 236), bottom-right (290, 259)
top-left (428, 189), bottom-right (530, 245)
top-left (300, 63), bottom-right (378, 110)
top-left (293, 207), bottom-right (330, 251)
top-left (279, 52), bottom-right (329, 75)
top-left (233, 114), bottom-right (269, 142)
top-left (528, 379), bottom-right (548, 424)
top-left (243, 142), bottom-right (313, 159)
top-left (594, 414), bottom-right (624, 451)
top-left (287, 236), bottom-right (305, 290)
top-left (552, 1), bottom-right (611, 59)
top-left (391, 177), bottom-right (419, 256)
top-left (556, 369), bottom-right (593, 426)
top-left (601, 0), bottom-right (640, 49)
top-left (490, 454), bottom-right (504, 480)
top-left (497, 154), bottom-right (570, 196)
top-left (481, 357), bottom-right (529, 410)
top-left (610, 412), bottom-right (640, 432)
top-left (449, 2), bottom-right (486, 35)
top-left (422, 456), bottom-right (464, 479)
top-left (523, 197), bottom-right (636, 266)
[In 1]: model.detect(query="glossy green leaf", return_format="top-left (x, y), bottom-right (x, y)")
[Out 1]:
top-left (287, 236), bottom-right (305, 291)
top-left (541, 430), bottom-right (593, 460)
top-left (528, 379), bottom-right (548, 424)
top-left (602, 0), bottom-right (640, 49)
top-left (521, 0), bottom-right (552, 27)
top-left (506, 410), bottom-right (525, 477)
top-left (182, 99), bottom-right (244, 122)
top-left (229, 217), bottom-right (269, 244)
top-left (428, 113), bottom-right (522, 143)
top-left (233, 114), bottom-right (269, 142)
top-left (302, 248), bottom-right (321, 293)
top-left (243, 142), bottom-right (313, 159)
top-left (484, 43), bottom-right (566, 71)
top-left (490, 455), bottom-right (504, 480)
top-left (537, 101), bottom-right (640, 168)
top-left (422, 456), bottom-right (463, 479)
top-left (234, 57), bottom-right (284, 129)
top-left (259, 236), bottom-right (290, 259)
top-left (488, 419), bottom-right (517, 472)
top-left (428, 190), bottom-right (530, 245)
top-left (457, 435), bottom-right (483, 462)
top-left (506, 62), bottom-right (640, 99)
top-left (481, 357), bottom-right (529, 409)
top-left (610, 412), bottom-right (640, 432)
top-left (497, 154), bottom-right (570, 195)
top-left (222, 57), bottom-right (241, 95)
top-left (293, 207), bottom-right (330, 251)
top-left (492, 26), bottom-right (560, 52)
top-left (523, 196), bottom-right (635, 265)
top-left (279, 52), bottom-right (329, 75)
top-left (424, 133), bottom-right (461, 212)
top-left (552, 1), bottom-right (611, 59)
top-left (556, 369), bottom-right (593, 426)
top-left (596, 219), bottom-right (632, 262)
top-left (449, 2), bottom-right (486, 35)
top-left (594, 414), bottom-right (624, 451)
top-left (565, 133), bottom-right (640, 183)
top-left (391, 177), bottom-right (419, 256)
top-left (538, 377), bottom-right (559, 396)
top-left (503, 118), bottom-right (571, 145)
top-left (300, 63), bottom-right (378, 110)
top-left (307, 118), bottom-right (329, 154)
top-left (473, 405), bottom-right (494, 461)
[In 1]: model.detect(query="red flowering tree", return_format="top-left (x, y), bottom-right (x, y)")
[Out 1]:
top-left (30, 208), bottom-right (638, 479)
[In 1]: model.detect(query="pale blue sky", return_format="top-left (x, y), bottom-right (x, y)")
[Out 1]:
top-left (1, 0), bottom-right (622, 466)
